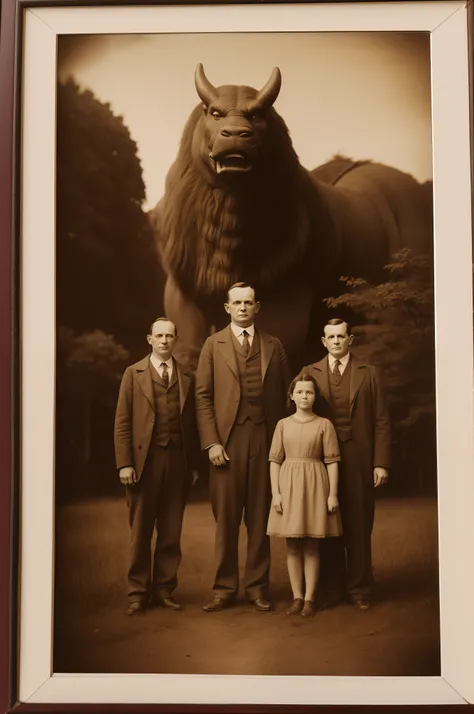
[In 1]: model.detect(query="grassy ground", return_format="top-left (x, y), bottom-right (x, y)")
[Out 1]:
top-left (53, 495), bottom-right (440, 676)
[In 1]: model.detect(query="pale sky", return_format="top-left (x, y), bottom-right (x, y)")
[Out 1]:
top-left (58, 32), bottom-right (432, 212)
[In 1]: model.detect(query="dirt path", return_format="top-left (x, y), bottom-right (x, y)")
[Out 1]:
top-left (54, 496), bottom-right (440, 676)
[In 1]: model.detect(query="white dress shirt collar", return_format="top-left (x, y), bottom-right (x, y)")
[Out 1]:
top-left (230, 323), bottom-right (255, 341)
top-left (328, 352), bottom-right (351, 374)
top-left (150, 353), bottom-right (174, 378)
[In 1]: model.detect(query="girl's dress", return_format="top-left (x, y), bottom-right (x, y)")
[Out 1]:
top-left (267, 414), bottom-right (343, 538)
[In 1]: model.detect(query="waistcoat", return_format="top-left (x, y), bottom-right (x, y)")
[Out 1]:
top-left (328, 359), bottom-right (352, 442)
top-left (150, 363), bottom-right (182, 447)
top-left (231, 330), bottom-right (265, 425)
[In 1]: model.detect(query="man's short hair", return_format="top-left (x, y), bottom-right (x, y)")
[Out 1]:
top-left (324, 318), bottom-right (352, 336)
top-left (226, 282), bottom-right (258, 302)
top-left (148, 317), bottom-right (178, 337)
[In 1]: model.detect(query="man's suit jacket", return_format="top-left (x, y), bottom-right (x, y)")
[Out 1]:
top-left (305, 355), bottom-right (391, 481)
top-left (114, 355), bottom-right (199, 482)
top-left (195, 326), bottom-right (291, 449)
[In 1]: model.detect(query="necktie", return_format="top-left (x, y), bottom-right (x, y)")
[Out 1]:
top-left (241, 329), bottom-right (250, 356)
top-left (333, 359), bottom-right (341, 382)
top-left (161, 362), bottom-right (169, 387)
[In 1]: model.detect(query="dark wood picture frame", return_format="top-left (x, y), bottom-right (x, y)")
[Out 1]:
top-left (1, 0), bottom-right (474, 711)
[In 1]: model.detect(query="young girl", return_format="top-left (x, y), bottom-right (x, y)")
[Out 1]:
top-left (267, 372), bottom-right (342, 617)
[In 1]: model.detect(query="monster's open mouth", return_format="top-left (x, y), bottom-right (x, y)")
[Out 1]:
top-left (211, 153), bottom-right (252, 174)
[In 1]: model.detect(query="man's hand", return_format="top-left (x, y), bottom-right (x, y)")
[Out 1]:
top-left (191, 470), bottom-right (199, 487)
top-left (272, 493), bottom-right (283, 514)
top-left (373, 467), bottom-right (389, 488)
top-left (327, 495), bottom-right (339, 513)
top-left (119, 466), bottom-right (137, 485)
top-left (208, 444), bottom-right (230, 467)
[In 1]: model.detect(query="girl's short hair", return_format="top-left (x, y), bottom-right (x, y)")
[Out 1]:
top-left (287, 372), bottom-right (319, 411)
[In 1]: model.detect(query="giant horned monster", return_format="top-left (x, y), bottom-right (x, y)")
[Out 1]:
top-left (149, 64), bottom-right (432, 369)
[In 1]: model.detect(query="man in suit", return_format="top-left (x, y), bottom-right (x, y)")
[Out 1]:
top-left (196, 282), bottom-right (291, 612)
top-left (306, 318), bottom-right (391, 610)
top-left (114, 317), bottom-right (199, 615)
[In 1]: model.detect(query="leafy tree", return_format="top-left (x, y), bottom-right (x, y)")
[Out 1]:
top-left (56, 328), bottom-right (129, 499)
top-left (325, 249), bottom-right (436, 492)
top-left (56, 80), bottom-right (163, 359)
top-left (55, 81), bottom-right (165, 498)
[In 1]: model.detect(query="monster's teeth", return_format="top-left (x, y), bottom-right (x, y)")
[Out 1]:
top-left (216, 161), bottom-right (223, 174)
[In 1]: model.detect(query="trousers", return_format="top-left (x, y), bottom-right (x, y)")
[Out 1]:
top-left (209, 420), bottom-right (270, 600)
top-left (126, 442), bottom-right (188, 601)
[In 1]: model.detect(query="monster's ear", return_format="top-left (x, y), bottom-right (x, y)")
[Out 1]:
top-left (195, 64), bottom-right (217, 106)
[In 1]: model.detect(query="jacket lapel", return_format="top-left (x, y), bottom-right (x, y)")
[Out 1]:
top-left (311, 357), bottom-right (331, 406)
top-left (216, 326), bottom-right (274, 382)
top-left (349, 355), bottom-right (367, 412)
top-left (259, 331), bottom-right (275, 382)
top-left (135, 356), bottom-right (154, 411)
top-left (168, 364), bottom-right (178, 388)
top-left (217, 326), bottom-right (239, 381)
top-left (175, 359), bottom-right (191, 413)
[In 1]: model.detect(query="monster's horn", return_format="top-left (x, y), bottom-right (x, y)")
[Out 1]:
top-left (254, 67), bottom-right (282, 111)
top-left (194, 63), bottom-right (218, 106)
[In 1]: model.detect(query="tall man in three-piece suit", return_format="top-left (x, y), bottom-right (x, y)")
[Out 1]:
top-left (114, 317), bottom-right (199, 615)
top-left (306, 318), bottom-right (391, 610)
top-left (196, 282), bottom-right (291, 612)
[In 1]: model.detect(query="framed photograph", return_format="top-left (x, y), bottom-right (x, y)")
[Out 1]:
top-left (1, 0), bottom-right (474, 710)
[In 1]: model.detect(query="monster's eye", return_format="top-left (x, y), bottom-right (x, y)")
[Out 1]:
top-left (248, 112), bottom-right (261, 121)
top-left (211, 110), bottom-right (222, 119)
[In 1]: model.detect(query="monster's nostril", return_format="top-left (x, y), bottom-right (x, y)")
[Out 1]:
top-left (220, 127), bottom-right (253, 138)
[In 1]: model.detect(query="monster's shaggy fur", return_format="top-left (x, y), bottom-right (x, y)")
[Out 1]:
top-left (157, 104), bottom-right (329, 300)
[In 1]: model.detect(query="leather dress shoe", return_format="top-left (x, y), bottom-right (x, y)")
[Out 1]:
top-left (353, 599), bottom-right (371, 611)
top-left (126, 600), bottom-right (147, 616)
top-left (285, 598), bottom-right (304, 616)
top-left (153, 594), bottom-right (182, 610)
top-left (202, 596), bottom-right (230, 612)
top-left (252, 597), bottom-right (273, 612)
top-left (301, 600), bottom-right (317, 618)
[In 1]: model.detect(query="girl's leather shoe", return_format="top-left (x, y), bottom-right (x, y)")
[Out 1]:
top-left (301, 600), bottom-right (317, 618)
top-left (285, 598), bottom-right (304, 615)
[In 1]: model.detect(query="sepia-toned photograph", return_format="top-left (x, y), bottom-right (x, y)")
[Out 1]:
top-left (52, 29), bottom-right (440, 678)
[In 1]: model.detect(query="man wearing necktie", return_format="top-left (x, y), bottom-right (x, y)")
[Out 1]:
top-left (196, 282), bottom-right (291, 612)
top-left (114, 317), bottom-right (200, 615)
top-left (305, 318), bottom-right (391, 610)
